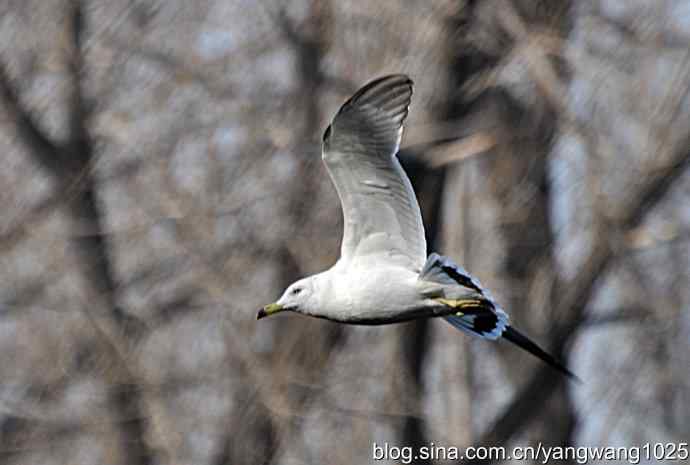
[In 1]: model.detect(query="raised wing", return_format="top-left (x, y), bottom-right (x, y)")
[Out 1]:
top-left (322, 75), bottom-right (426, 269)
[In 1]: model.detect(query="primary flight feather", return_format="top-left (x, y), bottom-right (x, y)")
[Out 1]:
top-left (259, 74), bottom-right (578, 381)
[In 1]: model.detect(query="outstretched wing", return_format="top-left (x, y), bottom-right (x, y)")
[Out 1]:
top-left (322, 75), bottom-right (426, 269)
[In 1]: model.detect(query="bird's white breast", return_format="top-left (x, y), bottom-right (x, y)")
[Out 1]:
top-left (321, 258), bottom-right (426, 323)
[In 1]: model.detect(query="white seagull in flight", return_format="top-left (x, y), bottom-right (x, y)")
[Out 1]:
top-left (258, 74), bottom-right (578, 381)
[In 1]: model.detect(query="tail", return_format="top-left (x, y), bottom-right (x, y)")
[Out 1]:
top-left (503, 326), bottom-right (581, 383)
top-left (422, 253), bottom-right (581, 382)
top-left (421, 253), bottom-right (509, 340)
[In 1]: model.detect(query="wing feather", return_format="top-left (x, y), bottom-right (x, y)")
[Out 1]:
top-left (322, 75), bottom-right (426, 268)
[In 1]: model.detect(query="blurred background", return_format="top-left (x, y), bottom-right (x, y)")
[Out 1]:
top-left (1, 1), bottom-right (689, 464)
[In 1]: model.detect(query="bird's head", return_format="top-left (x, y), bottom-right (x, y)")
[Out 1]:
top-left (257, 277), bottom-right (317, 320)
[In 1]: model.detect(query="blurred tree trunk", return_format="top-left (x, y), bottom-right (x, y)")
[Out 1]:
top-left (480, 90), bottom-right (576, 449)
top-left (213, 3), bottom-right (339, 464)
top-left (0, 4), bottom-right (155, 464)
top-left (452, 0), bottom-right (576, 453)
top-left (397, 155), bottom-right (446, 464)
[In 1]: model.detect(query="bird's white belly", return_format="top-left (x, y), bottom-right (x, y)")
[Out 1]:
top-left (328, 263), bottom-right (427, 324)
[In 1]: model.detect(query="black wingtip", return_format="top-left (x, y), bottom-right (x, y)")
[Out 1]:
top-left (324, 74), bottom-right (414, 149)
top-left (502, 326), bottom-right (582, 384)
top-left (338, 74), bottom-right (413, 119)
top-left (346, 74), bottom-right (413, 102)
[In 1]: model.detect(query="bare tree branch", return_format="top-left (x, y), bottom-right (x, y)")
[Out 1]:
top-left (0, 3), bottom-right (155, 464)
top-left (463, 132), bottom-right (690, 464)
top-left (0, 63), bottom-right (64, 173)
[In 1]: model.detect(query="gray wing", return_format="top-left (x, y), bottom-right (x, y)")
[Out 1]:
top-left (322, 75), bottom-right (426, 269)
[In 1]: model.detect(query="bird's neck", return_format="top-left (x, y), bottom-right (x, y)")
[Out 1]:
top-left (307, 268), bottom-right (352, 321)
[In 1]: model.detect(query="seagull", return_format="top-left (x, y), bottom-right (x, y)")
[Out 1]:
top-left (258, 74), bottom-right (578, 381)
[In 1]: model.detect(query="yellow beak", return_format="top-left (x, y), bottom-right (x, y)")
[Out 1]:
top-left (257, 302), bottom-right (284, 320)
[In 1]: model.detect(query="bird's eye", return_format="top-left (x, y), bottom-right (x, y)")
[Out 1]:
top-left (291, 288), bottom-right (302, 295)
